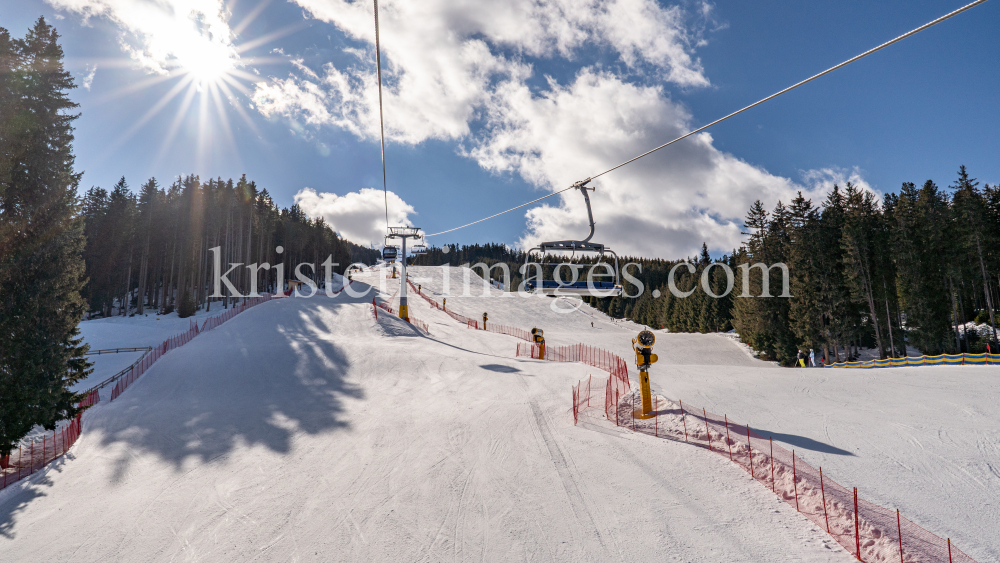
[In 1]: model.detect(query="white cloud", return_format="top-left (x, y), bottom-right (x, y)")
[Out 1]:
top-left (252, 0), bottom-right (710, 144)
top-left (253, 0), bottom-right (850, 258)
top-left (80, 64), bottom-right (97, 90)
top-left (59, 0), bottom-right (865, 258)
top-left (46, 0), bottom-right (240, 77)
top-left (801, 166), bottom-right (876, 197)
top-left (469, 69), bottom-right (829, 257)
top-left (294, 187), bottom-right (415, 247)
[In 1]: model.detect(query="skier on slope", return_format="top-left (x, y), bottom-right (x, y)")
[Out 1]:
top-left (809, 349), bottom-right (816, 367)
top-left (796, 349), bottom-right (806, 367)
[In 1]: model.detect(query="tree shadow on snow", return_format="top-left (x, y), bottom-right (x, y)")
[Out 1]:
top-left (83, 297), bottom-right (367, 484)
top-left (0, 453), bottom-right (75, 539)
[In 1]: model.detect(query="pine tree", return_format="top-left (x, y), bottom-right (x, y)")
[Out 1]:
top-left (0, 18), bottom-right (90, 458)
top-left (892, 180), bottom-right (953, 354)
top-left (951, 166), bottom-right (998, 345)
top-left (841, 183), bottom-right (888, 358)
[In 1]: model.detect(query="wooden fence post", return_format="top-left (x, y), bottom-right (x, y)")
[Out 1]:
top-left (680, 400), bottom-right (688, 442)
top-left (793, 450), bottom-right (799, 511)
top-left (703, 409), bottom-right (711, 452)
top-left (724, 415), bottom-right (733, 461)
top-left (854, 488), bottom-right (861, 561)
top-left (821, 467), bottom-right (830, 533)
top-left (770, 438), bottom-right (775, 492)
top-left (897, 509), bottom-right (903, 563)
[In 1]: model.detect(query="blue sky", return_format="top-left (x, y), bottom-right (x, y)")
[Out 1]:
top-left (3, 0), bottom-right (997, 257)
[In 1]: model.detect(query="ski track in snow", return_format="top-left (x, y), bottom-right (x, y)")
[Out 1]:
top-left (0, 266), bottom-right (995, 561)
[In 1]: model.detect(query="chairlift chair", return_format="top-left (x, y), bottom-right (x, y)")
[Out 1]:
top-left (411, 244), bottom-right (427, 255)
top-left (522, 180), bottom-right (623, 297)
top-left (382, 244), bottom-right (399, 261)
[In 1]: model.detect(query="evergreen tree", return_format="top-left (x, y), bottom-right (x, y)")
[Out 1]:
top-left (0, 18), bottom-right (90, 458)
top-left (892, 180), bottom-right (953, 353)
top-left (951, 166), bottom-right (998, 345)
top-left (841, 183), bottom-right (890, 358)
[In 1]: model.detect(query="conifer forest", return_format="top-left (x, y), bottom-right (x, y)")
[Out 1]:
top-left (80, 174), bottom-right (379, 319)
top-left (414, 173), bottom-right (1000, 366)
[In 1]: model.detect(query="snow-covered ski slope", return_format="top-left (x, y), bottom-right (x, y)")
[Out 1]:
top-left (405, 265), bottom-right (1000, 561)
top-left (0, 266), bottom-right (994, 561)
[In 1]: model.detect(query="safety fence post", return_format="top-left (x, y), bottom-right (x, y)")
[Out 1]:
top-left (608, 388), bottom-right (621, 426)
top-left (703, 409), bottom-right (711, 451)
top-left (793, 450), bottom-right (799, 511)
top-left (770, 437), bottom-right (775, 492)
top-left (746, 425), bottom-right (753, 477)
top-left (724, 415), bottom-right (733, 461)
top-left (631, 393), bottom-right (635, 431)
top-left (897, 509), bottom-right (903, 563)
top-left (680, 400), bottom-right (688, 442)
top-left (948, 538), bottom-right (952, 563)
top-left (821, 467), bottom-right (830, 533)
top-left (854, 488), bottom-right (861, 561)
top-left (572, 385), bottom-right (578, 425)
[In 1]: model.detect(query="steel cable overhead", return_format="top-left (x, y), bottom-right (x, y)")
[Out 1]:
top-left (423, 0), bottom-right (990, 238)
top-left (373, 0), bottom-right (389, 231)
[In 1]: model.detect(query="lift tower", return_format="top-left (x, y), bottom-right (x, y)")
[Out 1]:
top-left (386, 226), bottom-right (422, 322)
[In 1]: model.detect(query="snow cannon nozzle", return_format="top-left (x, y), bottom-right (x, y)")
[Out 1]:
top-left (531, 327), bottom-right (546, 359)
top-left (632, 330), bottom-right (657, 419)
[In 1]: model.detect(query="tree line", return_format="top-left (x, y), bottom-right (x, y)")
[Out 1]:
top-left (724, 171), bottom-right (999, 364)
top-left (410, 170), bottom-right (1000, 366)
top-left (81, 174), bottom-right (379, 318)
top-left (408, 242), bottom-right (735, 333)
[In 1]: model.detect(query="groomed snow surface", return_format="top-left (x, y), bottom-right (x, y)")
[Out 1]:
top-left (1, 265), bottom-right (996, 561)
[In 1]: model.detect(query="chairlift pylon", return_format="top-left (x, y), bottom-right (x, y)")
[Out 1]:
top-left (522, 179), bottom-right (623, 297)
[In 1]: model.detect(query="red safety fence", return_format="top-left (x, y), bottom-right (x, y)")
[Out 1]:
top-left (78, 388), bottom-right (100, 409)
top-left (571, 375), bottom-right (593, 425)
top-left (200, 294), bottom-right (273, 331)
top-left (516, 342), bottom-right (630, 386)
top-left (112, 295), bottom-right (274, 401)
top-left (408, 281), bottom-right (473, 322)
top-left (109, 322), bottom-right (197, 401)
top-left (0, 389), bottom-right (95, 490)
top-left (1, 292), bottom-right (280, 489)
top-left (408, 281), bottom-right (533, 341)
top-left (374, 284), bottom-right (430, 335)
top-left (516, 341), bottom-right (633, 426)
top-left (572, 380), bottom-right (979, 562)
top-left (466, 319), bottom-right (532, 341)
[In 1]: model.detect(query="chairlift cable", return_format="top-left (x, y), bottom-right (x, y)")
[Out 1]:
top-left (424, 0), bottom-right (989, 239)
top-left (373, 0), bottom-right (390, 232)
top-left (424, 185), bottom-right (576, 237)
top-left (591, 0), bottom-right (989, 181)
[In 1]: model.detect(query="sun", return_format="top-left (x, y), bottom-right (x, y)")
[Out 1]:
top-left (182, 53), bottom-right (233, 87)
top-left (173, 38), bottom-right (240, 88)
top-left (93, 0), bottom-right (303, 167)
